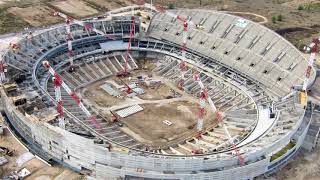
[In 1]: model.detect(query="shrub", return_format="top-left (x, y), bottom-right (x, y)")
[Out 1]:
top-left (135, 11), bottom-right (141, 16)
top-left (168, 3), bottom-right (175, 9)
top-left (272, 16), bottom-right (277, 23)
top-left (277, 14), bottom-right (283, 21)
top-left (298, 5), bottom-right (304, 10)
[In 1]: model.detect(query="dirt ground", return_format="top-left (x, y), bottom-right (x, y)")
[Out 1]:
top-left (86, 0), bottom-right (129, 10)
top-left (49, 0), bottom-right (99, 17)
top-left (82, 62), bottom-right (217, 148)
top-left (0, 128), bottom-right (83, 180)
top-left (82, 79), bottom-right (125, 108)
top-left (122, 101), bottom-right (215, 147)
top-left (82, 67), bottom-right (177, 108)
top-left (7, 5), bottom-right (60, 27)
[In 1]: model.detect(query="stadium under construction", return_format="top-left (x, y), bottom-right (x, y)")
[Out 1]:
top-left (0, 3), bottom-right (319, 180)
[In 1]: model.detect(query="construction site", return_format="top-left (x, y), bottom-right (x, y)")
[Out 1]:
top-left (0, 0), bottom-right (320, 180)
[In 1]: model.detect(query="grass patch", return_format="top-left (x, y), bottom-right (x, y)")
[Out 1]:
top-left (298, 2), bottom-right (320, 11)
top-left (270, 142), bottom-right (295, 161)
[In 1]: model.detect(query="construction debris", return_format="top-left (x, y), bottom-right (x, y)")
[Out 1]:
top-left (0, 156), bottom-right (8, 166)
top-left (17, 168), bottom-right (31, 178)
top-left (3, 83), bottom-right (17, 95)
top-left (0, 146), bottom-right (15, 157)
top-left (3, 168), bottom-right (31, 180)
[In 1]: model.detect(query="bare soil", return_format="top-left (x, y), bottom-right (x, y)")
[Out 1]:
top-left (50, 0), bottom-right (99, 18)
top-left (82, 79), bottom-right (125, 108)
top-left (7, 5), bottom-right (60, 27)
top-left (267, 148), bottom-right (320, 180)
top-left (122, 101), bottom-right (215, 147)
top-left (86, 0), bottom-right (129, 10)
top-left (82, 61), bottom-right (217, 148)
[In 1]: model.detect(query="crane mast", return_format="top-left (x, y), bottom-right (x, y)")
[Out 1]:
top-left (65, 16), bottom-right (74, 70)
top-left (156, 5), bottom-right (195, 90)
top-left (303, 37), bottom-right (320, 91)
top-left (216, 112), bottom-right (245, 165)
top-left (117, 16), bottom-right (136, 77)
top-left (42, 60), bottom-right (101, 129)
top-left (52, 74), bottom-right (65, 129)
top-left (54, 12), bottom-right (115, 40)
top-left (53, 11), bottom-right (116, 71)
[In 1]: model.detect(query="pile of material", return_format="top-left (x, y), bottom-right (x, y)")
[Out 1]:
top-left (3, 168), bottom-right (31, 180)
top-left (0, 156), bottom-right (8, 166)
top-left (0, 146), bottom-right (15, 157)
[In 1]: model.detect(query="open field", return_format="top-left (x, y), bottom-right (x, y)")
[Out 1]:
top-left (86, 0), bottom-right (129, 11)
top-left (7, 5), bottom-right (60, 27)
top-left (50, 0), bottom-right (99, 17)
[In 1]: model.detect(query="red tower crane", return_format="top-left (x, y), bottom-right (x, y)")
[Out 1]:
top-left (117, 16), bottom-right (136, 77)
top-left (216, 111), bottom-right (245, 165)
top-left (42, 60), bottom-right (101, 129)
top-left (156, 5), bottom-right (196, 90)
top-left (52, 74), bottom-right (65, 129)
top-left (303, 37), bottom-right (320, 91)
top-left (53, 11), bottom-right (116, 71)
top-left (192, 72), bottom-right (218, 154)
top-left (155, 5), bottom-right (216, 155)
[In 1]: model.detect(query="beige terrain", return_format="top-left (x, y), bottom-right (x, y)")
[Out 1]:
top-left (8, 5), bottom-right (60, 27)
top-left (50, 0), bottom-right (99, 17)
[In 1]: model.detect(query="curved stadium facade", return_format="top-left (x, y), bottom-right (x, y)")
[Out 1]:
top-left (1, 6), bottom-right (315, 180)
